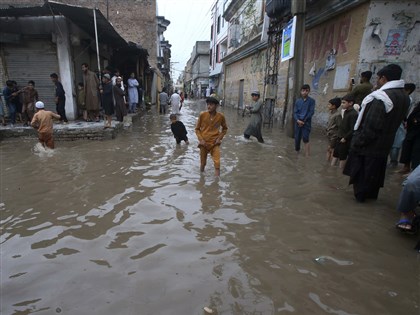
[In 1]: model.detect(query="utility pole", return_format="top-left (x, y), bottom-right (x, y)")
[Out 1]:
top-left (285, 0), bottom-right (306, 137)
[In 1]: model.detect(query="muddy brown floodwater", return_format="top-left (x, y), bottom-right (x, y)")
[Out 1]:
top-left (1, 100), bottom-right (419, 315)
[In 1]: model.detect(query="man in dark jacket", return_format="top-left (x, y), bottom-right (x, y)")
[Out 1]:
top-left (343, 64), bottom-right (410, 202)
top-left (50, 73), bottom-right (68, 124)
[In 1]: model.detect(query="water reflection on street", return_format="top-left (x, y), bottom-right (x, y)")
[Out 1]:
top-left (1, 100), bottom-right (418, 315)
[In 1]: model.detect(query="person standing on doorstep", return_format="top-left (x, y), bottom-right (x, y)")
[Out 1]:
top-left (159, 88), bottom-right (170, 114)
top-left (77, 82), bottom-right (88, 121)
top-left (2, 80), bottom-right (17, 127)
top-left (138, 84), bottom-right (144, 111)
top-left (243, 90), bottom-right (264, 143)
top-left (195, 96), bottom-right (228, 177)
top-left (170, 114), bottom-right (189, 145)
top-left (349, 70), bottom-right (373, 105)
top-left (0, 96), bottom-right (5, 126)
top-left (11, 81), bottom-right (23, 123)
top-left (20, 80), bottom-right (39, 126)
top-left (294, 84), bottom-right (316, 157)
top-left (170, 90), bottom-right (181, 115)
top-left (99, 74), bottom-right (114, 128)
top-left (343, 64), bottom-right (410, 203)
top-left (127, 72), bottom-right (139, 113)
top-left (333, 94), bottom-right (358, 169)
top-left (50, 73), bottom-right (68, 124)
top-left (82, 63), bottom-right (101, 122)
top-left (113, 76), bottom-right (127, 123)
top-left (31, 101), bottom-right (61, 149)
top-left (111, 69), bottom-right (122, 87)
top-left (325, 97), bottom-right (342, 164)
top-left (394, 83), bottom-right (416, 172)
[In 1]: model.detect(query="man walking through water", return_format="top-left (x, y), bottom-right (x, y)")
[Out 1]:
top-left (343, 64), bottom-right (410, 202)
top-left (243, 90), bottom-right (264, 143)
top-left (31, 101), bottom-right (61, 149)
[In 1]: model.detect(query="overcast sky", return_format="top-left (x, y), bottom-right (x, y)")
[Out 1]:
top-left (157, 0), bottom-right (214, 80)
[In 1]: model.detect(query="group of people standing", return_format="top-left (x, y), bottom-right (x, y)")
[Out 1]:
top-left (79, 63), bottom-right (143, 126)
top-left (322, 64), bottom-right (419, 235)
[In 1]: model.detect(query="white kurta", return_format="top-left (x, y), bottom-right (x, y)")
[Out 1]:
top-left (127, 78), bottom-right (139, 104)
top-left (170, 93), bottom-right (181, 114)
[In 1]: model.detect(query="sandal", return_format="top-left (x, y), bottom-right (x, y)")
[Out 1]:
top-left (396, 216), bottom-right (418, 235)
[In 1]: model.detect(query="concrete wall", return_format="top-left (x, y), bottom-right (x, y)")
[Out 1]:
top-left (224, 48), bottom-right (266, 108)
top-left (301, 2), bottom-right (369, 126)
top-left (358, 0), bottom-right (420, 101)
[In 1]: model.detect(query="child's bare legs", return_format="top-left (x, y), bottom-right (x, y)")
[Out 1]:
top-left (83, 110), bottom-right (88, 121)
top-left (304, 142), bottom-right (310, 157)
top-left (200, 147), bottom-right (207, 172)
top-left (339, 159), bottom-right (347, 169)
top-left (326, 146), bottom-right (334, 162)
top-left (330, 157), bottom-right (338, 166)
top-left (215, 168), bottom-right (220, 177)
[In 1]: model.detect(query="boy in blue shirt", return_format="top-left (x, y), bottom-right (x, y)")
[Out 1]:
top-left (294, 84), bottom-right (316, 156)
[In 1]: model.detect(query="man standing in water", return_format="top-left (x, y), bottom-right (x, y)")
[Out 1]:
top-left (343, 64), bottom-right (410, 202)
top-left (195, 96), bottom-right (228, 177)
top-left (244, 90), bottom-right (264, 143)
top-left (82, 63), bottom-right (101, 122)
top-left (31, 101), bottom-right (61, 149)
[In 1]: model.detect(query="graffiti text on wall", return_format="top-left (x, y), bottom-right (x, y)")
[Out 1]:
top-left (305, 16), bottom-right (351, 63)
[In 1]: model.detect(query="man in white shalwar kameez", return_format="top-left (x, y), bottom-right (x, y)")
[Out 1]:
top-left (170, 91), bottom-right (181, 115)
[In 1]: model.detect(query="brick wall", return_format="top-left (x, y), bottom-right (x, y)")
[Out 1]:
top-left (3, 0), bottom-right (158, 68)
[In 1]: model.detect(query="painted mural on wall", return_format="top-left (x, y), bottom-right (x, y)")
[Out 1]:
top-left (384, 29), bottom-right (406, 55)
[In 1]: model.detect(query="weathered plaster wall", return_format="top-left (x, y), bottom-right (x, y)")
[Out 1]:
top-left (301, 2), bottom-right (369, 126)
top-left (224, 49), bottom-right (266, 108)
top-left (358, 1), bottom-right (420, 101)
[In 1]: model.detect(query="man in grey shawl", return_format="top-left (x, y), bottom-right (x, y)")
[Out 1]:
top-left (244, 90), bottom-right (264, 143)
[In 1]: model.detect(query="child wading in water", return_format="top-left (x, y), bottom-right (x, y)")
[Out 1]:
top-left (170, 114), bottom-right (189, 145)
top-left (325, 97), bottom-right (342, 165)
top-left (294, 84), bottom-right (316, 157)
top-left (195, 96), bottom-right (228, 176)
top-left (333, 94), bottom-right (358, 169)
top-left (31, 101), bottom-right (61, 149)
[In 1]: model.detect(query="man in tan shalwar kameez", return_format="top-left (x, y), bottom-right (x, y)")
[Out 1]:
top-left (82, 63), bottom-right (101, 122)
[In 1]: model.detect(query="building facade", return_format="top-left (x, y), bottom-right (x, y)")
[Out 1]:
top-left (221, 0), bottom-right (419, 127)
top-left (0, 2), bottom-right (138, 120)
top-left (190, 41), bottom-right (211, 98)
top-left (1, 0), bottom-right (170, 110)
top-left (222, 0), bottom-right (267, 110)
top-left (209, 0), bottom-right (229, 97)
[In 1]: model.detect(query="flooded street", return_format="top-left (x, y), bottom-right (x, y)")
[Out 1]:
top-left (1, 100), bottom-right (419, 315)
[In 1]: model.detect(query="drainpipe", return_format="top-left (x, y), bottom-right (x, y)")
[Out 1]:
top-left (285, 0), bottom-right (306, 138)
top-left (93, 8), bottom-right (102, 83)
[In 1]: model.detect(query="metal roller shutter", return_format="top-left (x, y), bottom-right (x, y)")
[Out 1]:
top-left (3, 39), bottom-right (59, 112)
